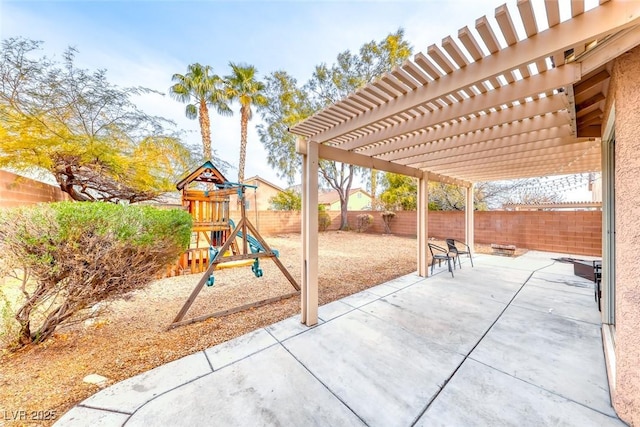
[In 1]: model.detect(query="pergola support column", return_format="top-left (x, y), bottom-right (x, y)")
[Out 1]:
top-left (417, 172), bottom-right (429, 277)
top-left (298, 138), bottom-right (319, 326)
top-left (465, 183), bottom-right (475, 251)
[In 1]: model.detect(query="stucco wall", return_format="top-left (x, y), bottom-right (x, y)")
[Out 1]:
top-left (228, 178), bottom-right (282, 211)
top-left (328, 191), bottom-right (371, 211)
top-left (610, 46), bottom-right (640, 425)
top-left (0, 171), bottom-right (69, 208)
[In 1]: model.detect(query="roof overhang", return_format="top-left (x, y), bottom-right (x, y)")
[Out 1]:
top-left (291, 0), bottom-right (640, 185)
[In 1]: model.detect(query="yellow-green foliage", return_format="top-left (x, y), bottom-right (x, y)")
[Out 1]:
top-left (318, 204), bottom-right (332, 231)
top-left (0, 38), bottom-right (196, 203)
top-left (270, 190), bottom-right (302, 211)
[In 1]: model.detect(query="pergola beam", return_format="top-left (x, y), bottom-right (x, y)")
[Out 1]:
top-left (461, 158), bottom-right (601, 181)
top-left (296, 138), bottom-right (472, 188)
top-left (292, 1), bottom-right (640, 142)
top-left (357, 94), bottom-right (569, 158)
top-left (336, 69), bottom-right (576, 151)
top-left (374, 109), bottom-right (570, 162)
top-left (437, 151), bottom-right (600, 178)
top-left (413, 140), bottom-right (598, 169)
top-left (396, 134), bottom-right (582, 166)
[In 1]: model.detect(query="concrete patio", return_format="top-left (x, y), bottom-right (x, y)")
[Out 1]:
top-left (55, 251), bottom-right (623, 426)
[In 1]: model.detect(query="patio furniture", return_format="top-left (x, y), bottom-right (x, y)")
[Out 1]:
top-left (594, 260), bottom-right (602, 312)
top-left (428, 243), bottom-right (455, 277)
top-left (446, 239), bottom-right (474, 268)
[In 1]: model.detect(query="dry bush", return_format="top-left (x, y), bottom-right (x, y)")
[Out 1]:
top-left (0, 202), bottom-right (192, 348)
top-left (355, 213), bottom-right (374, 232)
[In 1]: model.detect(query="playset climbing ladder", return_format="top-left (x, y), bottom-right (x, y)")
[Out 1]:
top-left (169, 161), bottom-right (300, 329)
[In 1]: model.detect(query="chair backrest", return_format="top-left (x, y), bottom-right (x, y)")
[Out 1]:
top-left (428, 243), bottom-right (446, 257)
top-left (445, 239), bottom-right (457, 252)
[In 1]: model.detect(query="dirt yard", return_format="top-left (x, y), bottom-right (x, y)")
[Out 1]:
top-left (0, 232), bottom-right (518, 426)
top-left (0, 232), bottom-right (417, 426)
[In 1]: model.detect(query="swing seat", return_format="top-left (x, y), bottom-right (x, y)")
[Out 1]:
top-left (211, 249), bottom-right (254, 269)
top-left (216, 259), bottom-right (254, 269)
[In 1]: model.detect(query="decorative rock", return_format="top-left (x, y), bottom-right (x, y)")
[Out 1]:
top-left (83, 374), bottom-right (109, 387)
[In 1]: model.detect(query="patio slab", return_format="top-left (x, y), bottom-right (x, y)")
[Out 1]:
top-left (434, 265), bottom-right (529, 304)
top-left (283, 309), bottom-right (464, 427)
top-left (264, 314), bottom-right (323, 342)
top-left (418, 359), bottom-right (625, 426)
top-left (511, 278), bottom-right (601, 324)
top-left (79, 352), bottom-right (211, 414)
top-left (383, 273), bottom-right (425, 289)
top-left (530, 270), bottom-right (595, 295)
top-left (362, 283), bottom-right (507, 355)
top-left (53, 407), bottom-right (130, 427)
top-left (126, 345), bottom-right (365, 427)
top-left (55, 251), bottom-right (620, 426)
top-left (318, 299), bottom-right (354, 321)
top-left (204, 328), bottom-right (277, 370)
top-left (470, 305), bottom-right (613, 416)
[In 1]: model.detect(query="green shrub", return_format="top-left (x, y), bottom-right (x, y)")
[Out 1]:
top-left (0, 202), bottom-right (192, 348)
top-left (318, 204), bottom-right (331, 232)
top-left (270, 190), bottom-right (302, 211)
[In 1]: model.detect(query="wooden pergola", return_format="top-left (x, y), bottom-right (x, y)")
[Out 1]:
top-left (290, 0), bottom-right (640, 326)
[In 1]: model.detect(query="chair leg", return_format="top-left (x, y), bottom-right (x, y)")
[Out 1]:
top-left (448, 258), bottom-right (454, 277)
top-left (469, 253), bottom-right (474, 267)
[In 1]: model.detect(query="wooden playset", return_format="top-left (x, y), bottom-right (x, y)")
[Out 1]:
top-left (169, 161), bottom-right (300, 328)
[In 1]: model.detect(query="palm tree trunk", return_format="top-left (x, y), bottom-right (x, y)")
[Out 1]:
top-left (199, 100), bottom-right (212, 161)
top-left (238, 105), bottom-right (249, 182)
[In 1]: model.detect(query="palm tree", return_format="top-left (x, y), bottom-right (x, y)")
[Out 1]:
top-left (225, 62), bottom-right (268, 182)
top-left (170, 63), bottom-right (231, 161)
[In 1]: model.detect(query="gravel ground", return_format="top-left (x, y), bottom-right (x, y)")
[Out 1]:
top-left (0, 232), bottom-right (418, 426)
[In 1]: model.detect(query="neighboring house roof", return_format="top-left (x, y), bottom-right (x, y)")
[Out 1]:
top-left (318, 188), bottom-right (371, 205)
top-left (243, 176), bottom-right (285, 192)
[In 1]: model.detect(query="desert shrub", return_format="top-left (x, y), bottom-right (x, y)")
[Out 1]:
top-left (381, 211), bottom-right (396, 234)
top-left (318, 204), bottom-right (331, 231)
top-left (0, 202), bottom-right (192, 348)
top-left (356, 214), bottom-right (374, 233)
top-left (270, 190), bottom-right (302, 211)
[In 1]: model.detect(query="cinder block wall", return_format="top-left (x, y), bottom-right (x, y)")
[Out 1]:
top-left (232, 209), bottom-right (601, 256)
top-left (0, 171), bottom-right (69, 208)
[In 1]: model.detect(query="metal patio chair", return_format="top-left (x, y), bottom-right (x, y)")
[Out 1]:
top-left (446, 238), bottom-right (474, 268)
top-left (428, 243), bottom-right (455, 277)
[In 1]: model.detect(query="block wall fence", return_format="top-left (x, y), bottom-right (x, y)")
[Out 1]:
top-left (0, 171), bottom-right (69, 208)
top-left (0, 172), bottom-right (600, 257)
top-left (234, 209), bottom-right (602, 257)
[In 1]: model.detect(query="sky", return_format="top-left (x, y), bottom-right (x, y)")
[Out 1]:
top-left (0, 0), bottom-right (594, 199)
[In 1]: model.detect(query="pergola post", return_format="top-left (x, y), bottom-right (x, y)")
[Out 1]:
top-left (299, 138), bottom-right (319, 326)
top-left (417, 172), bottom-right (429, 277)
top-left (465, 183), bottom-right (475, 251)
